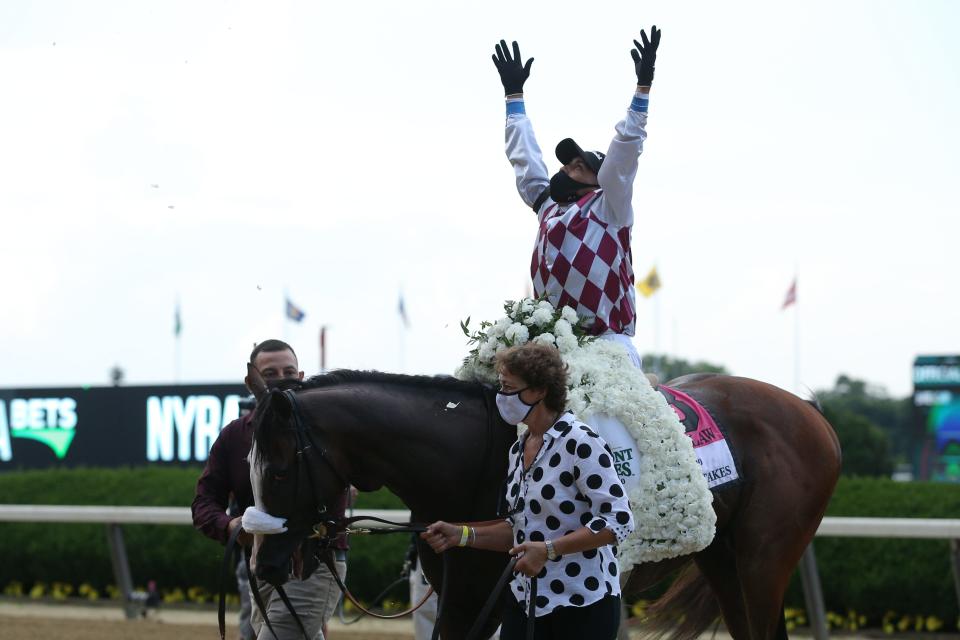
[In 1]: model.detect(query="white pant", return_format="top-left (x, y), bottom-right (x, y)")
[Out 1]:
top-left (409, 563), bottom-right (439, 640)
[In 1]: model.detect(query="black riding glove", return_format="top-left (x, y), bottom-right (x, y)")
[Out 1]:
top-left (631, 26), bottom-right (661, 86)
top-left (492, 39), bottom-right (533, 96)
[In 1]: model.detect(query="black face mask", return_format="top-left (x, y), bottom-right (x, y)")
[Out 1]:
top-left (549, 170), bottom-right (596, 203)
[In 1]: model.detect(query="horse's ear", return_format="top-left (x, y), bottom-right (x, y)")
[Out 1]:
top-left (246, 363), bottom-right (269, 401)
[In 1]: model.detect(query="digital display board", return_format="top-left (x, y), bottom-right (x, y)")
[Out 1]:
top-left (0, 384), bottom-right (247, 470)
top-left (913, 355), bottom-right (960, 482)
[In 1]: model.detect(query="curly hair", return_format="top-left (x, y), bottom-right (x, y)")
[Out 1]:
top-left (495, 342), bottom-right (568, 412)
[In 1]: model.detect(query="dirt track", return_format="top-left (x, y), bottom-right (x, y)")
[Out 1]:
top-left (0, 602), bottom-right (413, 640)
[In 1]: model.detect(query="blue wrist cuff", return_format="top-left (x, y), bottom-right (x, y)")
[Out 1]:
top-left (506, 100), bottom-right (526, 116)
top-left (630, 94), bottom-right (649, 113)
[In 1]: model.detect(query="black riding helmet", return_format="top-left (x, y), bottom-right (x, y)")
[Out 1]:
top-left (556, 138), bottom-right (605, 173)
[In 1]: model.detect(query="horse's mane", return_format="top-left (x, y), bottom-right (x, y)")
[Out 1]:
top-left (251, 371), bottom-right (489, 466)
top-left (300, 369), bottom-right (488, 395)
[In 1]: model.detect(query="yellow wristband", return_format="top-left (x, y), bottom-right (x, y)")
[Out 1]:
top-left (458, 525), bottom-right (470, 547)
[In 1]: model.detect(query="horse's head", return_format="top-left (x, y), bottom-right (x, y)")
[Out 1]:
top-left (247, 383), bottom-right (345, 586)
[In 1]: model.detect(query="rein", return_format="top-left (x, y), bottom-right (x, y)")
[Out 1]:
top-left (310, 514), bottom-right (439, 621)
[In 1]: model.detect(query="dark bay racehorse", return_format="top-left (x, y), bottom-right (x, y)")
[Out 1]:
top-left (248, 370), bottom-right (840, 640)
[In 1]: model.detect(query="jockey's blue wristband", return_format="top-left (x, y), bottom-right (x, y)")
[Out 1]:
top-left (630, 93), bottom-right (649, 113)
top-left (506, 100), bottom-right (526, 116)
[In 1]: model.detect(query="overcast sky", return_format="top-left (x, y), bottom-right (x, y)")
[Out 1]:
top-left (1, 0), bottom-right (957, 398)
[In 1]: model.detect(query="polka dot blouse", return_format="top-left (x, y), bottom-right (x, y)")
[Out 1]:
top-left (505, 412), bottom-right (635, 616)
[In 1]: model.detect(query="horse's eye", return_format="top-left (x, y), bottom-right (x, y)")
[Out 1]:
top-left (268, 466), bottom-right (290, 482)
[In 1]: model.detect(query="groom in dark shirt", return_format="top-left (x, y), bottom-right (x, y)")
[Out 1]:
top-left (192, 339), bottom-right (347, 640)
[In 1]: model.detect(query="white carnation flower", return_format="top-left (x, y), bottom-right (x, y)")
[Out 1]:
top-left (556, 334), bottom-right (579, 353)
top-left (552, 318), bottom-right (573, 337)
top-left (536, 299), bottom-right (555, 311)
top-left (520, 299), bottom-right (534, 314)
top-left (491, 317), bottom-right (512, 337)
top-left (487, 322), bottom-right (505, 339)
top-left (511, 300), bottom-right (522, 315)
top-left (505, 323), bottom-right (529, 344)
top-left (531, 308), bottom-right (554, 327)
top-left (478, 338), bottom-right (497, 361)
top-left (533, 332), bottom-right (556, 346)
top-left (561, 305), bottom-right (580, 324)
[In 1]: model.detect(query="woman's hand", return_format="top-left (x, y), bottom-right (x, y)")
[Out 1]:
top-left (510, 541), bottom-right (548, 577)
top-left (420, 521), bottom-right (462, 554)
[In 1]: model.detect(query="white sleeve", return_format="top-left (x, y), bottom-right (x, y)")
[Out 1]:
top-left (595, 90), bottom-right (649, 228)
top-left (504, 98), bottom-right (551, 212)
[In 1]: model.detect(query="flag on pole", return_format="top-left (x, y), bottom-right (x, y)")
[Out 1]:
top-left (781, 278), bottom-right (797, 310)
top-left (319, 326), bottom-right (327, 372)
top-left (636, 267), bottom-right (661, 298)
top-left (398, 293), bottom-right (410, 328)
top-left (285, 298), bottom-right (306, 322)
top-left (174, 301), bottom-right (182, 337)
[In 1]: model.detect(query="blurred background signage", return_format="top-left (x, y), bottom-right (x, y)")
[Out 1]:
top-left (913, 355), bottom-right (960, 481)
top-left (0, 384), bottom-right (247, 469)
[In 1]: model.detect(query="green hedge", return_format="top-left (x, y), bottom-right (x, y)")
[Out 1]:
top-left (0, 468), bottom-right (958, 625)
top-left (784, 477), bottom-right (960, 624)
top-left (0, 467), bottom-right (409, 603)
top-left (0, 467), bottom-right (219, 595)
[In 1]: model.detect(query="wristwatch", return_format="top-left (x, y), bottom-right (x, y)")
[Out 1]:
top-left (544, 539), bottom-right (557, 561)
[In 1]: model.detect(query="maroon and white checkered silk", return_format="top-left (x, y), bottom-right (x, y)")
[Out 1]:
top-left (531, 190), bottom-right (636, 336)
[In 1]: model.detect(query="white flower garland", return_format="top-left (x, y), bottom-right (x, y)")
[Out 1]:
top-left (456, 297), bottom-right (716, 566)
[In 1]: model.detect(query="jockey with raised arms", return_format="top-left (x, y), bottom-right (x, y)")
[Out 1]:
top-left (494, 26), bottom-right (661, 369)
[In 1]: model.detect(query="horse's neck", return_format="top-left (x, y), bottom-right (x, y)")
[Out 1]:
top-left (309, 384), bottom-right (507, 519)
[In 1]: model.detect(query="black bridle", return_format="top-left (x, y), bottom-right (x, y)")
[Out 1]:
top-left (220, 388), bottom-right (536, 640)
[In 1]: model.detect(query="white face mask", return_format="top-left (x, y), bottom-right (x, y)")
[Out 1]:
top-left (496, 388), bottom-right (539, 425)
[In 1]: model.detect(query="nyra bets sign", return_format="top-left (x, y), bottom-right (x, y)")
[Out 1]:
top-left (0, 397), bottom-right (78, 460)
top-left (0, 384), bottom-right (245, 469)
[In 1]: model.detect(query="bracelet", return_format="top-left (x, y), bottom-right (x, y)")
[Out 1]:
top-left (469, 526), bottom-right (477, 546)
top-left (458, 525), bottom-right (470, 547)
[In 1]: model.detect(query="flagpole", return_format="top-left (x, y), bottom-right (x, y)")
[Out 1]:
top-left (319, 326), bottom-right (327, 373)
top-left (672, 315), bottom-right (678, 359)
top-left (654, 292), bottom-right (661, 374)
top-left (398, 289), bottom-right (406, 373)
top-left (653, 263), bottom-right (661, 375)
top-left (283, 288), bottom-right (288, 342)
top-left (794, 272), bottom-right (800, 395)
top-left (174, 296), bottom-right (181, 384)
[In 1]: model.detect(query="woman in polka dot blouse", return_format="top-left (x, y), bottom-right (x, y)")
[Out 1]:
top-left (422, 343), bottom-right (634, 639)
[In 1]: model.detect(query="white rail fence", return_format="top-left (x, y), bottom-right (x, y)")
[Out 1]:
top-left (0, 505), bottom-right (958, 638)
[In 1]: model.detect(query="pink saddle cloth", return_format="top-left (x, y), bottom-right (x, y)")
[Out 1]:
top-left (659, 385), bottom-right (740, 488)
